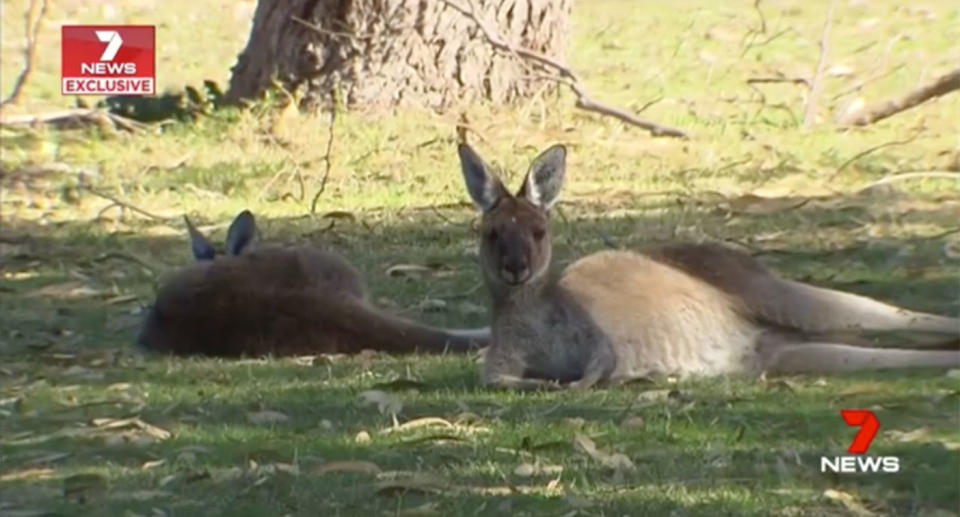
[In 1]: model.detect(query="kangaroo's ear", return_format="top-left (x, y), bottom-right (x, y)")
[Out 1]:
top-left (225, 210), bottom-right (257, 256)
top-left (458, 144), bottom-right (509, 212)
top-left (518, 144), bottom-right (566, 210)
top-left (184, 215), bottom-right (216, 261)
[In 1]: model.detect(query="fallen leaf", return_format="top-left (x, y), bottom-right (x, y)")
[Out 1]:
top-left (247, 410), bottom-right (290, 425)
top-left (381, 416), bottom-right (452, 434)
top-left (573, 434), bottom-right (636, 471)
top-left (355, 430), bottom-right (371, 443)
top-left (312, 460), bottom-right (382, 476)
top-left (91, 417), bottom-right (171, 440)
top-left (513, 462), bottom-right (563, 477)
top-left (0, 468), bottom-right (56, 482)
top-left (385, 264), bottom-right (434, 278)
top-left (141, 459), bottom-right (165, 470)
top-left (886, 428), bottom-right (929, 442)
top-left (823, 489), bottom-right (874, 517)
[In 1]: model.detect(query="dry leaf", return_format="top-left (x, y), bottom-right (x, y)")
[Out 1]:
top-left (312, 460), bottom-right (382, 476)
top-left (141, 459), bottom-right (165, 470)
top-left (355, 430), bottom-right (371, 443)
top-left (823, 489), bottom-right (874, 517)
top-left (247, 410), bottom-right (290, 425)
top-left (91, 417), bottom-right (171, 440)
top-left (573, 434), bottom-right (636, 471)
top-left (886, 428), bottom-right (929, 442)
top-left (621, 416), bottom-right (645, 429)
top-left (385, 264), bottom-right (434, 278)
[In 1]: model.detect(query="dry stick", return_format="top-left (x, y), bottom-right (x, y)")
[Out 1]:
top-left (856, 171), bottom-right (960, 191)
top-left (747, 77), bottom-right (809, 87)
top-left (84, 186), bottom-right (168, 221)
top-left (840, 67), bottom-right (960, 127)
top-left (804, 0), bottom-right (836, 128)
top-left (0, 109), bottom-right (146, 132)
top-left (310, 105), bottom-right (337, 215)
top-left (826, 131), bottom-right (921, 182)
top-left (441, 0), bottom-right (689, 139)
top-left (1, 0), bottom-right (48, 107)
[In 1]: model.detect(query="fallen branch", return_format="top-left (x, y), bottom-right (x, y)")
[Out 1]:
top-left (839, 67), bottom-right (960, 127)
top-left (0, 109), bottom-right (147, 133)
top-left (441, 0), bottom-right (689, 139)
top-left (804, 0), bottom-right (836, 127)
top-left (1, 0), bottom-right (48, 107)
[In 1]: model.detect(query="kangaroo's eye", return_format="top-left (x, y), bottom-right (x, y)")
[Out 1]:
top-left (532, 228), bottom-right (546, 241)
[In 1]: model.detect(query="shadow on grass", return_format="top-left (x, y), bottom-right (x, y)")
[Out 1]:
top-left (1, 193), bottom-right (958, 515)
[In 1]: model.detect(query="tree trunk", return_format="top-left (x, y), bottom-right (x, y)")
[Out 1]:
top-left (226, 0), bottom-right (573, 111)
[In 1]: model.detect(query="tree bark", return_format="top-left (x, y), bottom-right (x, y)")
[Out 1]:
top-left (226, 0), bottom-right (573, 111)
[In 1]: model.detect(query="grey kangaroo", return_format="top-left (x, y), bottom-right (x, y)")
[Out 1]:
top-left (137, 210), bottom-right (489, 357)
top-left (457, 143), bottom-right (960, 390)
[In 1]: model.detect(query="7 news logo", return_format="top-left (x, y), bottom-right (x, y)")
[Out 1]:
top-left (820, 409), bottom-right (900, 474)
top-left (61, 25), bottom-right (155, 95)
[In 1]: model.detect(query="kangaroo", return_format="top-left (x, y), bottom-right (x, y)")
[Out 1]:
top-left (137, 210), bottom-right (489, 357)
top-left (457, 143), bottom-right (960, 390)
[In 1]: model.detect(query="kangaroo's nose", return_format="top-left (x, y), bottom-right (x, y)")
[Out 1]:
top-left (502, 260), bottom-right (529, 284)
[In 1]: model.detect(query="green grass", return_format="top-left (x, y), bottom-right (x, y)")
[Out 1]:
top-left (2, 0), bottom-right (959, 515)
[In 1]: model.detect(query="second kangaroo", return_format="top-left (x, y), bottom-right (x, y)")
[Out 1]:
top-left (457, 143), bottom-right (960, 390)
top-left (137, 210), bottom-right (488, 357)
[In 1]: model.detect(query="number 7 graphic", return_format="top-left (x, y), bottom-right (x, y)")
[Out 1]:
top-left (841, 409), bottom-right (880, 454)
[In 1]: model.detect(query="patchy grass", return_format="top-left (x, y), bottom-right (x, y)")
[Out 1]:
top-left (1, 0), bottom-right (959, 515)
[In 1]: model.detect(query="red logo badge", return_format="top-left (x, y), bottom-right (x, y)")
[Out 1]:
top-left (841, 409), bottom-right (880, 454)
top-left (61, 25), bottom-right (155, 96)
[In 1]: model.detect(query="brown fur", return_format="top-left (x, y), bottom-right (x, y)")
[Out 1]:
top-left (137, 212), bottom-right (488, 357)
top-left (458, 144), bottom-right (960, 390)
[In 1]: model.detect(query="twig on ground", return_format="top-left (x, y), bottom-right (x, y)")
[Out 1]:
top-left (1, 0), bottom-right (48, 107)
top-left (855, 171), bottom-right (960, 192)
top-left (0, 109), bottom-right (147, 132)
top-left (827, 131), bottom-right (922, 182)
top-left (753, 0), bottom-right (767, 34)
top-left (740, 28), bottom-right (797, 58)
top-left (839, 67), bottom-right (960, 127)
top-left (84, 186), bottom-right (168, 221)
top-left (310, 102), bottom-right (338, 215)
top-left (441, 0), bottom-right (690, 139)
top-left (804, 0), bottom-right (837, 127)
top-left (747, 77), bottom-right (810, 87)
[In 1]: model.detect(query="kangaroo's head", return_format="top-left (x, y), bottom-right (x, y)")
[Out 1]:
top-left (458, 143), bottom-right (566, 290)
top-left (184, 209), bottom-right (258, 261)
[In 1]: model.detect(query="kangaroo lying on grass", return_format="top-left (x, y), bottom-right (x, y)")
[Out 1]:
top-left (137, 210), bottom-right (489, 357)
top-left (457, 143), bottom-right (960, 390)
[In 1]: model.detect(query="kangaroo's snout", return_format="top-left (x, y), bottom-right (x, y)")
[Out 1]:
top-left (500, 260), bottom-right (530, 284)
